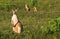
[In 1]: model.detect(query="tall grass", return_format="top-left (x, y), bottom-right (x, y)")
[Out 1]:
top-left (0, 0), bottom-right (60, 39)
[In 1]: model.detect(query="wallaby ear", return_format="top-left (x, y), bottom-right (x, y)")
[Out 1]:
top-left (12, 9), bottom-right (14, 12)
top-left (15, 9), bottom-right (17, 12)
top-left (12, 8), bottom-right (18, 14)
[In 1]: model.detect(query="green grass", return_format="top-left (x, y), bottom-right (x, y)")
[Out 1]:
top-left (0, 0), bottom-right (60, 39)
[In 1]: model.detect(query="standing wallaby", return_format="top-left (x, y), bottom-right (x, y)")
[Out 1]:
top-left (11, 9), bottom-right (23, 34)
top-left (25, 4), bottom-right (30, 12)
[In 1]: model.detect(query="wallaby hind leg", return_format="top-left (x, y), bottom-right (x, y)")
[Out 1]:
top-left (13, 26), bottom-right (18, 33)
top-left (13, 22), bottom-right (23, 34)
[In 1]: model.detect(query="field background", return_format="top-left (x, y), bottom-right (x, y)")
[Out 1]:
top-left (0, 0), bottom-right (60, 39)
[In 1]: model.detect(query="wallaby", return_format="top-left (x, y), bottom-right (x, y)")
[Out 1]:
top-left (25, 4), bottom-right (30, 12)
top-left (33, 6), bottom-right (37, 12)
top-left (11, 9), bottom-right (23, 34)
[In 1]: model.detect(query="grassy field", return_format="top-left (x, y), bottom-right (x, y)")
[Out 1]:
top-left (0, 0), bottom-right (60, 39)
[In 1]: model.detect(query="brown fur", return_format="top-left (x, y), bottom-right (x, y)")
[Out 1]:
top-left (13, 21), bottom-right (23, 34)
top-left (25, 4), bottom-right (30, 12)
top-left (11, 9), bottom-right (23, 34)
top-left (33, 7), bottom-right (37, 12)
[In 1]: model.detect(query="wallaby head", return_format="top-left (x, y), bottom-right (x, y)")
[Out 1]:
top-left (33, 6), bottom-right (37, 12)
top-left (12, 9), bottom-right (17, 14)
top-left (25, 4), bottom-right (30, 11)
